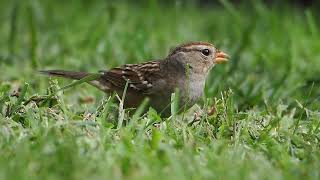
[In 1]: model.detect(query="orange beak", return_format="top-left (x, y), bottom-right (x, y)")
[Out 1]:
top-left (215, 50), bottom-right (230, 64)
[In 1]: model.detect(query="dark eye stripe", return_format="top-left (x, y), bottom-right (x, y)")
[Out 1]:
top-left (169, 48), bottom-right (211, 56)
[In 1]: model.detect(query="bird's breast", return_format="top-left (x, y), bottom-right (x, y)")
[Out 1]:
top-left (180, 74), bottom-right (206, 106)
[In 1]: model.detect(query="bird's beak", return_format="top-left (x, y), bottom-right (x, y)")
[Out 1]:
top-left (214, 50), bottom-right (230, 64)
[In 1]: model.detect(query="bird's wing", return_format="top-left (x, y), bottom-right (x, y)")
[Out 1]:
top-left (100, 61), bottom-right (162, 94)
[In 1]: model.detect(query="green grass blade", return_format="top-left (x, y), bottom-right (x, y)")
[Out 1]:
top-left (57, 74), bottom-right (101, 92)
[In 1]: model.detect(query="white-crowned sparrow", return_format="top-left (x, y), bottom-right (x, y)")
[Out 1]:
top-left (41, 42), bottom-right (229, 115)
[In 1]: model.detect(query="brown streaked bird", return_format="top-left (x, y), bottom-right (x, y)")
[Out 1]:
top-left (41, 42), bottom-right (229, 115)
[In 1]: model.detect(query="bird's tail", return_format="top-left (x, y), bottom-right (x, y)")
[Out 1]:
top-left (40, 70), bottom-right (110, 92)
top-left (39, 70), bottom-right (90, 80)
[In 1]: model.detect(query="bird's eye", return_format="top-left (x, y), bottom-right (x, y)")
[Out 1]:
top-left (201, 49), bottom-right (210, 56)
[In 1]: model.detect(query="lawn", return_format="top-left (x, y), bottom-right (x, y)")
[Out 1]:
top-left (0, 0), bottom-right (319, 179)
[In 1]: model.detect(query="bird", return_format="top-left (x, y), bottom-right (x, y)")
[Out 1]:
top-left (40, 42), bottom-right (229, 115)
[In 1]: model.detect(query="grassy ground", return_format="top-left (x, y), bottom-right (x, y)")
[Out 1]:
top-left (0, 0), bottom-right (320, 179)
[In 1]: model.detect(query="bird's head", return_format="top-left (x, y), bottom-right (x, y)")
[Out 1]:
top-left (168, 42), bottom-right (229, 74)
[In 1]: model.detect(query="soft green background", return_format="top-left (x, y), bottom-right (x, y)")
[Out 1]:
top-left (0, 0), bottom-right (319, 179)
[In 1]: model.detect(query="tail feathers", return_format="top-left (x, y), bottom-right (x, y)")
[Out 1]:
top-left (39, 70), bottom-right (89, 80)
top-left (40, 70), bottom-right (111, 92)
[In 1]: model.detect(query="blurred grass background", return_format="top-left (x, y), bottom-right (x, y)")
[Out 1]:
top-left (0, 0), bottom-right (320, 179)
top-left (1, 0), bottom-right (320, 109)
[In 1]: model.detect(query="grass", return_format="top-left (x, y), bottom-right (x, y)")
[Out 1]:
top-left (0, 0), bottom-right (320, 179)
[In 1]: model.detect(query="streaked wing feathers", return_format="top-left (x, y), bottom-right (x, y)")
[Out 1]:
top-left (101, 61), bottom-right (161, 93)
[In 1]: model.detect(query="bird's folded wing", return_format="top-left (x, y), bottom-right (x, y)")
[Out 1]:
top-left (100, 61), bottom-right (162, 94)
